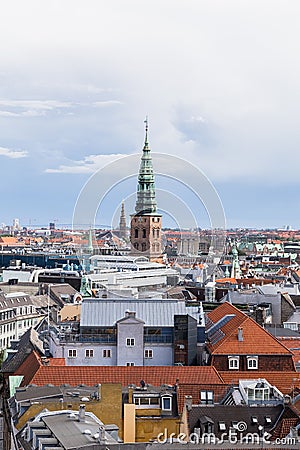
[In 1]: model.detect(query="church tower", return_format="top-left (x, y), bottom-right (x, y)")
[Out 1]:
top-left (130, 119), bottom-right (162, 260)
top-left (231, 240), bottom-right (241, 279)
top-left (119, 200), bottom-right (127, 239)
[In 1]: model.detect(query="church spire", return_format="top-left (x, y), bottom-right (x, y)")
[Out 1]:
top-left (144, 116), bottom-right (149, 148)
top-left (119, 200), bottom-right (127, 239)
top-left (87, 227), bottom-right (94, 254)
top-left (135, 117), bottom-right (157, 215)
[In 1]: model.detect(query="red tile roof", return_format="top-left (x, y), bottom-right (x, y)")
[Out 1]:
top-left (177, 383), bottom-right (227, 412)
top-left (14, 351), bottom-right (42, 386)
top-left (219, 371), bottom-right (300, 395)
top-left (206, 302), bottom-right (294, 356)
top-left (48, 358), bottom-right (66, 366)
top-left (276, 338), bottom-right (300, 366)
top-left (13, 352), bottom-right (66, 385)
top-left (25, 366), bottom-right (223, 388)
top-left (0, 236), bottom-right (20, 245)
top-left (215, 278), bottom-right (237, 284)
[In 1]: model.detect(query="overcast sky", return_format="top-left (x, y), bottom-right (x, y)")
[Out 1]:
top-left (0, 0), bottom-right (299, 229)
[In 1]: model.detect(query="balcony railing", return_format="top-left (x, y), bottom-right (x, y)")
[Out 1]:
top-left (55, 333), bottom-right (116, 344)
top-left (144, 335), bottom-right (173, 344)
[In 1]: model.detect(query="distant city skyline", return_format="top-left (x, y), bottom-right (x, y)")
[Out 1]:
top-left (1, 1), bottom-right (299, 229)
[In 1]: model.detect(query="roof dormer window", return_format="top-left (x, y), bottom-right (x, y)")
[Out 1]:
top-left (228, 355), bottom-right (239, 370)
top-left (247, 355), bottom-right (258, 370)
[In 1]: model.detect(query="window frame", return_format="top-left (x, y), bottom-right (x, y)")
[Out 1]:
top-left (103, 349), bottom-right (111, 358)
top-left (200, 390), bottom-right (214, 405)
top-left (68, 349), bottom-right (77, 358)
top-left (85, 349), bottom-right (94, 358)
top-left (144, 349), bottom-right (153, 359)
top-left (161, 396), bottom-right (172, 411)
top-left (228, 355), bottom-right (239, 370)
top-left (247, 355), bottom-right (258, 370)
top-left (126, 338), bottom-right (135, 347)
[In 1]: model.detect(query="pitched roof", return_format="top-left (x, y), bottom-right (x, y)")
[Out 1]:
top-left (1, 328), bottom-right (44, 373)
top-left (27, 365), bottom-right (223, 389)
top-left (14, 352), bottom-right (66, 386)
top-left (188, 404), bottom-right (283, 440)
top-left (276, 338), bottom-right (300, 366)
top-left (13, 351), bottom-right (42, 386)
top-left (0, 236), bottom-right (18, 245)
top-left (271, 404), bottom-right (300, 441)
top-left (177, 383), bottom-right (227, 412)
top-left (206, 302), bottom-right (294, 356)
top-left (219, 371), bottom-right (300, 395)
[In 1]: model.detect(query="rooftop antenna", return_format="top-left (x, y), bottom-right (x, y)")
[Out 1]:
top-left (47, 284), bottom-right (50, 333)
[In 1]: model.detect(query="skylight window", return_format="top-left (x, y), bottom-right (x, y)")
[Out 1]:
top-left (219, 422), bottom-right (226, 431)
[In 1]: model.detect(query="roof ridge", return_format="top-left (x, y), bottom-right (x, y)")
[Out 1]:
top-left (245, 314), bottom-right (295, 357)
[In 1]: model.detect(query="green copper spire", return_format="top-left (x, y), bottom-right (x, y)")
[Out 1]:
top-left (135, 117), bottom-right (157, 215)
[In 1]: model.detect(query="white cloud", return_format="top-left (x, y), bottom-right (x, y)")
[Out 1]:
top-left (45, 153), bottom-right (128, 174)
top-left (0, 98), bottom-right (123, 118)
top-left (0, 146), bottom-right (28, 158)
top-left (0, 100), bottom-right (72, 110)
top-left (0, 109), bottom-right (46, 117)
top-left (93, 100), bottom-right (123, 107)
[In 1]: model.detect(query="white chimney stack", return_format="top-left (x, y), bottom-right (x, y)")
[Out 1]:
top-left (238, 327), bottom-right (243, 342)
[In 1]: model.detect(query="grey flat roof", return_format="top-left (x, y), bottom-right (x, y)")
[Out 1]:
top-left (15, 385), bottom-right (62, 402)
top-left (43, 413), bottom-right (117, 449)
top-left (81, 299), bottom-right (197, 327)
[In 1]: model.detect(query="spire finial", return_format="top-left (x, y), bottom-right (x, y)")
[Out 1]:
top-left (144, 116), bottom-right (149, 146)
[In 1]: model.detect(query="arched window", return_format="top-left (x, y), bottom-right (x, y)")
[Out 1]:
top-left (135, 228), bottom-right (139, 238)
top-left (247, 356), bottom-right (258, 370)
top-left (228, 355), bottom-right (239, 370)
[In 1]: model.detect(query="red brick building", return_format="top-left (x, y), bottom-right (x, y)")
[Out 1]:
top-left (205, 302), bottom-right (296, 372)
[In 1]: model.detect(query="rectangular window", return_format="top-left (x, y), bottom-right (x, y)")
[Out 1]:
top-left (68, 349), bottom-right (77, 358)
top-left (144, 349), bottom-right (153, 359)
top-left (162, 397), bottom-right (172, 411)
top-left (134, 397), bottom-right (159, 406)
top-left (200, 390), bottom-right (214, 405)
top-left (126, 362), bottom-right (134, 366)
top-left (85, 349), bottom-right (94, 358)
top-left (126, 338), bottom-right (135, 347)
top-left (219, 422), bottom-right (226, 431)
top-left (103, 349), bottom-right (111, 358)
